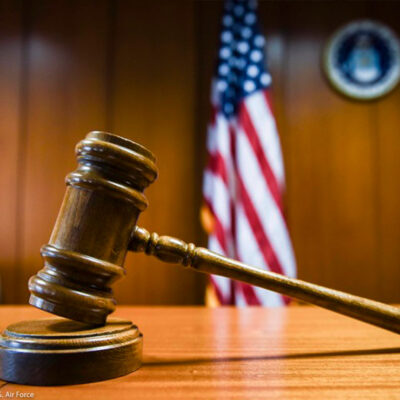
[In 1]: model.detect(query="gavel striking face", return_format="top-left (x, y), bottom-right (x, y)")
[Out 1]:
top-left (29, 131), bottom-right (400, 333)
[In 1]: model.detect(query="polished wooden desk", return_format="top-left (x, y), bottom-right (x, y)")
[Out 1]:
top-left (0, 305), bottom-right (399, 399)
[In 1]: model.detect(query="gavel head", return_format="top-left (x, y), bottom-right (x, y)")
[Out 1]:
top-left (28, 131), bottom-right (158, 325)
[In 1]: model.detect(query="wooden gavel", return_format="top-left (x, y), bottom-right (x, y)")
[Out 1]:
top-left (29, 131), bottom-right (400, 334)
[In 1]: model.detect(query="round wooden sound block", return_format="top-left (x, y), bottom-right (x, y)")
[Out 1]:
top-left (0, 318), bottom-right (142, 386)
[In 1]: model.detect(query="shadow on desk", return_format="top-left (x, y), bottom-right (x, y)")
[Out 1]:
top-left (144, 347), bottom-right (400, 367)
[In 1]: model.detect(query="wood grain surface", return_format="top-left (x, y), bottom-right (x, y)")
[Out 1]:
top-left (0, 305), bottom-right (399, 399)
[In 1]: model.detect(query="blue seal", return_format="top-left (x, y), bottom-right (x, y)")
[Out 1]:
top-left (324, 20), bottom-right (400, 100)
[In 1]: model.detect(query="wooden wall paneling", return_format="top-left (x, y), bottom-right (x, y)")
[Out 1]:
top-left (282, 2), bottom-right (333, 289)
top-left (284, 2), bottom-right (382, 299)
top-left (195, 0), bottom-right (222, 268)
top-left (322, 4), bottom-right (381, 300)
top-left (376, 89), bottom-right (400, 302)
top-left (112, 0), bottom-right (203, 304)
top-left (0, 0), bottom-right (23, 303)
top-left (195, 0), bottom-right (221, 251)
top-left (376, 84), bottom-right (400, 303)
top-left (372, 3), bottom-right (400, 302)
top-left (18, 0), bottom-right (110, 303)
top-left (1, 0), bottom-right (399, 305)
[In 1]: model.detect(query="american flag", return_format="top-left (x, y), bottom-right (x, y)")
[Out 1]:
top-left (202, 0), bottom-right (296, 306)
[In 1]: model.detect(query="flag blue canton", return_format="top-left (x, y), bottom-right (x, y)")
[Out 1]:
top-left (215, 0), bottom-right (271, 117)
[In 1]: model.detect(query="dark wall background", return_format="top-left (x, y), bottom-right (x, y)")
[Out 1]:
top-left (0, 0), bottom-right (399, 305)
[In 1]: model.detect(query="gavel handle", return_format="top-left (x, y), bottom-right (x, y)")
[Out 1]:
top-left (129, 226), bottom-right (400, 334)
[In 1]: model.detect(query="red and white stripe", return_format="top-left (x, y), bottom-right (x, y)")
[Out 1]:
top-left (203, 83), bottom-right (296, 306)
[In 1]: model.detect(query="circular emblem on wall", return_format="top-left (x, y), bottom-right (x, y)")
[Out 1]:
top-left (323, 20), bottom-right (400, 100)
